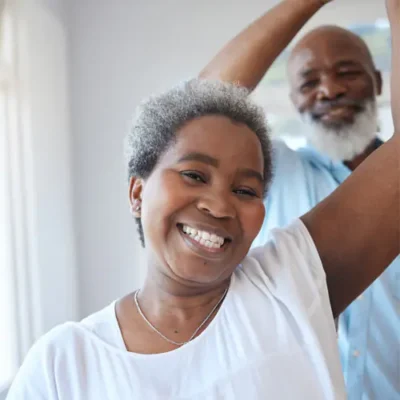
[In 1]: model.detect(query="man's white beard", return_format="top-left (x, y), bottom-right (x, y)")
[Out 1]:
top-left (302, 101), bottom-right (378, 162)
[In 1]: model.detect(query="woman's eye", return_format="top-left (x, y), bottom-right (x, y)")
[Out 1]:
top-left (181, 171), bottom-right (206, 183)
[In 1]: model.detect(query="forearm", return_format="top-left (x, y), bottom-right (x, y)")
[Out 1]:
top-left (199, 0), bottom-right (326, 90)
top-left (302, 134), bottom-right (400, 317)
top-left (388, 0), bottom-right (400, 131)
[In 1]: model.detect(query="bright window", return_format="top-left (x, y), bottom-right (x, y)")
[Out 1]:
top-left (0, 2), bottom-right (19, 391)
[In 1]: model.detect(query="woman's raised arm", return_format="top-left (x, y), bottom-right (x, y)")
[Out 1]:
top-left (199, 0), bottom-right (332, 90)
top-left (301, 0), bottom-right (400, 317)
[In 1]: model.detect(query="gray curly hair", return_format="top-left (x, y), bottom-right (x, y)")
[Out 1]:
top-left (125, 79), bottom-right (273, 246)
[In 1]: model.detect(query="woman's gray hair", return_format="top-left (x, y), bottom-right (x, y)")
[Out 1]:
top-left (125, 78), bottom-right (273, 246)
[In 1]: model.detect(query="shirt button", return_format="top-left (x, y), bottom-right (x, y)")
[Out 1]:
top-left (353, 350), bottom-right (360, 357)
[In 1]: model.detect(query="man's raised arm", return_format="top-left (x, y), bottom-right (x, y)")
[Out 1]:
top-left (199, 0), bottom-right (331, 90)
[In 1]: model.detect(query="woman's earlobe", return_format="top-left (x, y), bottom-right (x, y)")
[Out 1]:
top-left (129, 176), bottom-right (144, 217)
top-left (131, 199), bottom-right (142, 217)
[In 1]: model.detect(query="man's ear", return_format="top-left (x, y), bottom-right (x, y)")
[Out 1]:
top-left (289, 89), bottom-right (300, 111)
top-left (375, 70), bottom-right (383, 96)
top-left (129, 176), bottom-right (144, 217)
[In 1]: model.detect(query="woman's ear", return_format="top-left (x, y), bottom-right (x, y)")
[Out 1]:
top-left (129, 177), bottom-right (144, 217)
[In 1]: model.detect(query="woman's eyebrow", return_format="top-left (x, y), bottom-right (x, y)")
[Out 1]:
top-left (178, 152), bottom-right (219, 167)
top-left (238, 168), bottom-right (264, 183)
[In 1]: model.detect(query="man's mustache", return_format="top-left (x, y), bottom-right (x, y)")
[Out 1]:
top-left (311, 99), bottom-right (366, 119)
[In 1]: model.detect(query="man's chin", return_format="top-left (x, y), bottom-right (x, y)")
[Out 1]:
top-left (318, 119), bottom-right (351, 133)
top-left (306, 127), bottom-right (376, 162)
top-left (303, 102), bottom-right (378, 162)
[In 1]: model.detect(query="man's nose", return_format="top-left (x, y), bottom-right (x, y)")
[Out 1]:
top-left (316, 76), bottom-right (347, 101)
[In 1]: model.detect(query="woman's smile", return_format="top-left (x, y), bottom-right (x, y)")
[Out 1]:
top-left (177, 222), bottom-right (233, 259)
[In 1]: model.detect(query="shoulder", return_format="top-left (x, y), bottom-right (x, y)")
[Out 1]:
top-left (249, 219), bottom-right (323, 276)
top-left (6, 322), bottom-right (83, 399)
top-left (16, 322), bottom-right (89, 373)
top-left (269, 140), bottom-right (312, 186)
top-left (271, 139), bottom-right (302, 163)
top-left (36, 303), bottom-right (116, 353)
top-left (28, 302), bottom-right (121, 360)
top-left (26, 302), bottom-right (119, 359)
top-left (243, 219), bottom-right (325, 311)
top-left (7, 303), bottom-right (119, 399)
top-left (31, 322), bottom-right (83, 356)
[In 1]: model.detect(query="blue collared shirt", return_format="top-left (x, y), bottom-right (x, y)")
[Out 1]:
top-left (252, 140), bottom-right (400, 400)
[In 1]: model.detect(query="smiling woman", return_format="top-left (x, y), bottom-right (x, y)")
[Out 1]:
top-left (125, 80), bottom-right (272, 248)
top-left (129, 107), bottom-right (268, 286)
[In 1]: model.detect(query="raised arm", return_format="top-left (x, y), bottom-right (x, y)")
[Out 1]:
top-left (388, 0), bottom-right (400, 129)
top-left (199, 0), bottom-right (331, 90)
top-left (301, 0), bottom-right (400, 318)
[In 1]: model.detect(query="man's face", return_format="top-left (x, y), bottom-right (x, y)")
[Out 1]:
top-left (288, 29), bottom-right (382, 160)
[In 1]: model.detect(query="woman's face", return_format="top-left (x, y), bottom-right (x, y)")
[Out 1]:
top-left (131, 115), bottom-right (266, 287)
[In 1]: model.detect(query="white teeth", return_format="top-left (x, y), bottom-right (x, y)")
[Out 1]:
top-left (181, 224), bottom-right (226, 248)
top-left (201, 232), bottom-right (210, 240)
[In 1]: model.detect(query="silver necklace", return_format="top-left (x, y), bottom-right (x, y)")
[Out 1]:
top-left (134, 287), bottom-right (228, 347)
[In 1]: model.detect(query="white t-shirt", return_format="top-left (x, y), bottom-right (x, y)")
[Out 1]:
top-left (7, 220), bottom-right (346, 399)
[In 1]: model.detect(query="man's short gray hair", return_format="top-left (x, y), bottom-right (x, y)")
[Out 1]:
top-left (125, 78), bottom-right (273, 246)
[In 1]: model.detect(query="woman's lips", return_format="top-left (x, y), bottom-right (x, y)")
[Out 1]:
top-left (178, 227), bottom-right (229, 258)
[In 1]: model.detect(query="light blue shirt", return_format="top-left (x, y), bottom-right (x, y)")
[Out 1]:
top-left (253, 140), bottom-right (400, 400)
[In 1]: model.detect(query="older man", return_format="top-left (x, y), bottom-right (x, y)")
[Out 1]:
top-left (201, 0), bottom-right (399, 399)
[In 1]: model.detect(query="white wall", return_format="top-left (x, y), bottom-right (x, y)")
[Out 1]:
top-left (68, 0), bottom-right (388, 318)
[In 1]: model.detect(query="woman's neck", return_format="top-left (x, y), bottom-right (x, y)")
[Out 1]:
top-left (115, 271), bottom-right (230, 354)
top-left (138, 270), bottom-right (230, 322)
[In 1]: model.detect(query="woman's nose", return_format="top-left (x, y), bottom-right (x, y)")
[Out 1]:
top-left (197, 192), bottom-right (236, 219)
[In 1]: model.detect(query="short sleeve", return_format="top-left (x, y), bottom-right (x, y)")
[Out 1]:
top-left (6, 324), bottom-right (73, 400)
top-left (247, 219), bottom-right (330, 316)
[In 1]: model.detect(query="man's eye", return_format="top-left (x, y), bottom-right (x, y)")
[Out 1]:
top-left (300, 79), bottom-right (319, 91)
top-left (234, 188), bottom-right (258, 197)
top-left (338, 70), bottom-right (362, 78)
top-left (180, 171), bottom-right (206, 183)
